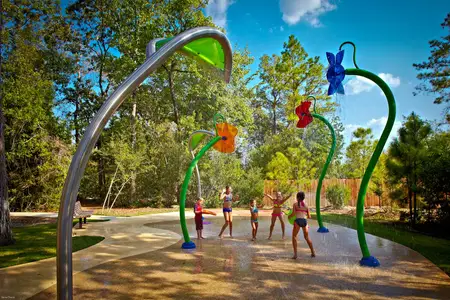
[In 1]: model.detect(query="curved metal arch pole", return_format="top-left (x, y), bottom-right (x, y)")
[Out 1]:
top-left (180, 136), bottom-right (221, 249)
top-left (311, 113), bottom-right (336, 233)
top-left (146, 37), bottom-right (165, 58)
top-left (188, 130), bottom-right (215, 198)
top-left (346, 68), bottom-right (396, 267)
top-left (56, 27), bottom-right (233, 300)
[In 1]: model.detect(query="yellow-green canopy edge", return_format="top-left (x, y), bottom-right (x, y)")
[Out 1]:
top-left (156, 37), bottom-right (225, 71)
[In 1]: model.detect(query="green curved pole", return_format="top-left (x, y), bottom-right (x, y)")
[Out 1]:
top-left (311, 113), bottom-right (336, 232)
top-left (180, 136), bottom-right (221, 248)
top-left (346, 68), bottom-right (396, 264)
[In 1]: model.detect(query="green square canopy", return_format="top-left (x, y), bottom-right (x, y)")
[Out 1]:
top-left (189, 131), bottom-right (208, 151)
top-left (156, 37), bottom-right (225, 71)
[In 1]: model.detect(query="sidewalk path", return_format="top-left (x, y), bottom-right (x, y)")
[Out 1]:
top-left (0, 212), bottom-right (189, 300)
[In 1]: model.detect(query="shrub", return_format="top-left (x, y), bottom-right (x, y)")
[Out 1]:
top-left (325, 184), bottom-right (350, 209)
top-left (203, 196), bottom-right (221, 209)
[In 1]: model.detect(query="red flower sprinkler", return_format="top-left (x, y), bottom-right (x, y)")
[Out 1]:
top-left (294, 96), bottom-right (336, 233)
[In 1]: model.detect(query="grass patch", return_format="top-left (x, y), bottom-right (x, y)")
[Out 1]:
top-left (0, 220), bottom-right (108, 268)
top-left (314, 213), bottom-right (450, 276)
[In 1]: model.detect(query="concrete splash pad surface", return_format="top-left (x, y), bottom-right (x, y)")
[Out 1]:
top-left (30, 216), bottom-right (450, 299)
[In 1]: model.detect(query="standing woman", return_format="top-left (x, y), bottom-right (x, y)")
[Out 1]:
top-left (289, 191), bottom-right (315, 259)
top-left (265, 192), bottom-right (291, 240)
top-left (218, 186), bottom-right (238, 238)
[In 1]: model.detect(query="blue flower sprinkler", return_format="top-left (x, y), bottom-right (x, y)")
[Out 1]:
top-left (326, 50), bottom-right (345, 95)
top-left (324, 41), bottom-right (399, 268)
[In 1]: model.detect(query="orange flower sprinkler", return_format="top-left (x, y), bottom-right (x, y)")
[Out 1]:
top-left (180, 114), bottom-right (237, 249)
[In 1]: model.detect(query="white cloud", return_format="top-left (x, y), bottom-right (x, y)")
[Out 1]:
top-left (378, 73), bottom-right (400, 88)
top-left (345, 73), bottom-right (401, 95)
top-left (367, 116), bottom-right (388, 127)
top-left (344, 117), bottom-right (402, 146)
top-left (206, 0), bottom-right (233, 28)
top-left (269, 27), bottom-right (274, 33)
top-left (280, 26), bottom-right (285, 32)
top-left (345, 76), bottom-right (374, 95)
top-left (279, 0), bottom-right (336, 27)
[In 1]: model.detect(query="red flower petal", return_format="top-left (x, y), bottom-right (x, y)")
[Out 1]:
top-left (295, 101), bottom-right (313, 128)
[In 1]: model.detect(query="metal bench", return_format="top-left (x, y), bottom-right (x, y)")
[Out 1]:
top-left (73, 201), bottom-right (94, 229)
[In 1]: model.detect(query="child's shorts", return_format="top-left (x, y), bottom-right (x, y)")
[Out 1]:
top-left (295, 218), bottom-right (307, 227)
top-left (195, 215), bottom-right (203, 230)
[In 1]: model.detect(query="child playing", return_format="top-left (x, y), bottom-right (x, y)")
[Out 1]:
top-left (194, 198), bottom-right (205, 239)
top-left (288, 191), bottom-right (315, 259)
top-left (265, 192), bottom-right (292, 240)
top-left (249, 199), bottom-right (264, 241)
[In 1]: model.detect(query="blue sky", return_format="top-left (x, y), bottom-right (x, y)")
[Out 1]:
top-left (206, 0), bottom-right (450, 145)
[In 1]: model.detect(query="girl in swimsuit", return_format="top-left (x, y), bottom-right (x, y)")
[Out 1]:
top-left (218, 186), bottom-right (238, 238)
top-left (289, 191), bottom-right (315, 259)
top-left (249, 199), bottom-right (264, 241)
top-left (265, 192), bottom-right (291, 240)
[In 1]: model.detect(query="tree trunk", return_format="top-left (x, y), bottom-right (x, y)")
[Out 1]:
top-left (103, 165), bottom-right (118, 213)
top-left (413, 191), bottom-right (417, 227)
top-left (272, 104), bottom-right (276, 135)
top-left (168, 63), bottom-right (179, 125)
top-left (130, 97), bottom-right (137, 204)
top-left (408, 185), bottom-right (413, 225)
top-left (109, 176), bottom-right (132, 212)
top-left (0, 22), bottom-right (14, 244)
top-left (0, 114), bottom-right (13, 245)
top-left (74, 71), bottom-right (81, 144)
top-left (428, 201), bottom-right (431, 223)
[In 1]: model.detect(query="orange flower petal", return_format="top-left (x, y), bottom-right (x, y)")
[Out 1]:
top-left (213, 123), bottom-right (238, 153)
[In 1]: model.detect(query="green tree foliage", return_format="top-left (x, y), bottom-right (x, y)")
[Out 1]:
top-left (420, 131), bottom-right (450, 225)
top-left (413, 13), bottom-right (450, 122)
top-left (2, 1), bottom-right (71, 213)
top-left (344, 127), bottom-right (375, 178)
top-left (386, 113), bottom-right (432, 225)
top-left (251, 35), bottom-right (343, 188)
top-left (370, 153), bottom-right (388, 207)
top-left (254, 54), bottom-right (286, 136)
top-left (66, 0), bottom-right (119, 199)
top-left (252, 35), bottom-right (331, 141)
top-left (279, 35), bottom-right (328, 125)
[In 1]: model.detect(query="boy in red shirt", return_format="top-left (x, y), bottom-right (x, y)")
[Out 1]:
top-left (194, 198), bottom-right (205, 239)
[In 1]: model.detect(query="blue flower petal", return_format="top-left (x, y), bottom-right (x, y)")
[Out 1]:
top-left (337, 83), bottom-right (345, 95)
top-left (335, 65), bottom-right (345, 82)
top-left (326, 50), bottom-right (346, 96)
top-left (326, 67), bottom-right (334, 82)
top-left (328, 83), bottom-right (336, 95)
top-left (336, 50), bottom-right (344, 65)
top-left (326, 52), bottom-right (335, 65)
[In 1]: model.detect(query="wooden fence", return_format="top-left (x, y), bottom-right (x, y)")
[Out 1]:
top-left (263, 179), bottom-right (382, 208)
